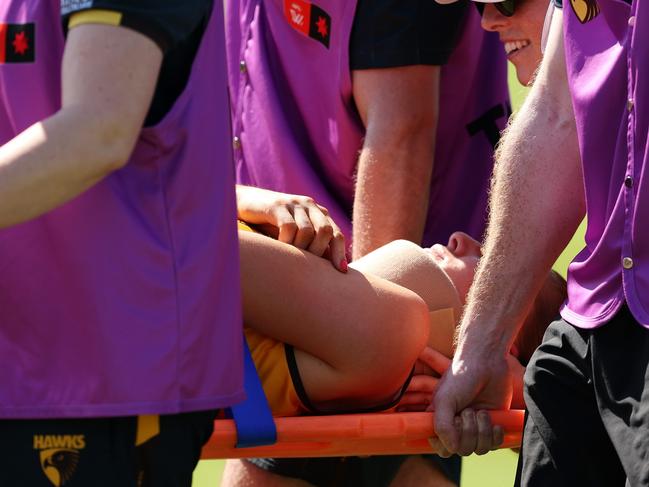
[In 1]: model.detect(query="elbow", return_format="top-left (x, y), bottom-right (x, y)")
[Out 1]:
top-left (93, 121), bottom-right (139, 173)
top-left (61, 105), bottom-right (141, 177)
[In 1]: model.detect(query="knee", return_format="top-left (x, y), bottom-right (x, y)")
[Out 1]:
top-left (348, 289), bottom-right (430, 399)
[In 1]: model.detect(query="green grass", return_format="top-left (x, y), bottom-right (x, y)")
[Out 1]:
top-left (191, 65), bottom-right (587, 487)
top-left (193, 460), bottom-right (224, 485)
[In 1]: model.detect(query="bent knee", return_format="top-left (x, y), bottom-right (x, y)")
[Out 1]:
top-left (341, 289), bottom-right (429, 399)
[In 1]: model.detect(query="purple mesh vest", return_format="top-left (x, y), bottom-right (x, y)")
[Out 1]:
top-left (0, 0), bottom-right (244, 418)
top-left (226, 0), bottom-right (510, 246)
top-left (560, 0), bottom-right (649, 328)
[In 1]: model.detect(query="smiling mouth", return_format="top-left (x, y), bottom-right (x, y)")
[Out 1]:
top-left (504, 40), bottom-right (530, 56)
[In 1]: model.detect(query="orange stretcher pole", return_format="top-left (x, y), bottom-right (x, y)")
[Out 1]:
top-left (201, 410), bottom-right (525, 459)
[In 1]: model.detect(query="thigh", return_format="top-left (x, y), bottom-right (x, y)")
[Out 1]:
top-left (517, 318), bottom-right (625, 487)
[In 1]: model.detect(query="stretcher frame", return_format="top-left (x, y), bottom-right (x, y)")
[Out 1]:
top-left (201, 410), bottom-right (525, 459)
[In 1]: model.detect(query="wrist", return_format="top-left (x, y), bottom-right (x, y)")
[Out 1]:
top-left (455, 318), bottom-right (514, 363)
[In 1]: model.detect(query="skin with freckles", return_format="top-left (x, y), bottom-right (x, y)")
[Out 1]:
top-left (480, 0), bottom-right (548, 85)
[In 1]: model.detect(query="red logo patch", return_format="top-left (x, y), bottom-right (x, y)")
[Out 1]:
top-left (0, 23), bottom-right (36, 63)
top-left (283, 0), bottom-right (331, 48)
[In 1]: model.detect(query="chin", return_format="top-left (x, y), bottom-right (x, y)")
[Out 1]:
top-left (514, 65), bottom-right (534, 87)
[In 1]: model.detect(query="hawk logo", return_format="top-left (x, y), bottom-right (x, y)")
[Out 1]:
top-left (0, 23), bottom-right (35, 63)
top-left (570, 0), bottom-right (600, 23)
top-left (283, 0), bottom-right (331, 48)
top-left (34, 435), bottom-right (85, 486)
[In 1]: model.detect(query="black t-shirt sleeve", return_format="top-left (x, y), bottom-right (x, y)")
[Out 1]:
top-left (350, 0), bottom-right (469, 69)
top-left (61, 0), bottom-right (212, 53)
top-left (61, 0), bottom-right (213, 126)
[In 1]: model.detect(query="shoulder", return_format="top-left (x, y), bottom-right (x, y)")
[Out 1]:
top-left (61, 0), bottom-right (214, 52)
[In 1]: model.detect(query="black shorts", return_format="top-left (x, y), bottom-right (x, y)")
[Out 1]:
top-left (515, 307), bottom-right (649, 486)
top-left (349, 0), bottom-right (468, 69)
top-left (0, 410), bottom-right (216, 487)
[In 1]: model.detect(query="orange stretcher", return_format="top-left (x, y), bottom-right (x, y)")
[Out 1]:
top-left (201, 410), bottom-right (525, 459)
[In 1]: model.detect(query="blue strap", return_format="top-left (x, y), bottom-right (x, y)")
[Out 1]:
top-left (226, 336), bottom-right (277, 448)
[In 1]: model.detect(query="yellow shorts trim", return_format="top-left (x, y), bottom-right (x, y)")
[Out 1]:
top-left (68, 9), bottom-right (123, 30)
top-left (245, 327), bottom-right (305, 417)
top-left (135, 415), bottom-right (160, 446)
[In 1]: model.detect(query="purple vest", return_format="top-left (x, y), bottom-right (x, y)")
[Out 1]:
top-left (0, 1), bottom-right (244, 418)
top-left (560, 0), bottom-right (649, 328)
top-left (226, 0), bottom-right (510, 247)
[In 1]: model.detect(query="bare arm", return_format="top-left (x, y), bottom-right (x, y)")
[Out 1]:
top-left (351, 65), bottom-right (440, 259)
top-left (433, 11), bottom-right (585, 454)
top-left (239, 230), bottom-right (429, 408)
top-left (0, 23), bottom-right (162, 228)
top-left (235, 184), bottom-right (348, 271)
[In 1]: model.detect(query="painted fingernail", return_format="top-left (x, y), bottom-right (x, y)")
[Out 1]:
top-left (339, 259), bottom-right (348, 272)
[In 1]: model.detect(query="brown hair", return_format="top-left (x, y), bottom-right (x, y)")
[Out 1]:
top-left (513, 271), bottom-right (567, 365)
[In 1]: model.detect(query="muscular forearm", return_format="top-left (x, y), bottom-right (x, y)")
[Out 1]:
top-left (352, 126), bottom-right (436, 258)
top-left (457, 12), bottom-right (583, 357)
top-left (351, 65), bottom-right (440, 260)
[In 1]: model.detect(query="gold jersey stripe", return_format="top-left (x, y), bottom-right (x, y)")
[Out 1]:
top-left (68, 9), bottom-right (123, 30)
top-left (135, 415), bottom-right (160, 446)
top-left (237, 220), bottom-right (255, 232)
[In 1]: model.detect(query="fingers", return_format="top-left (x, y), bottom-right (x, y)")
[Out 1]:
top-left (396, 392), bottom-right (432, 411)
top-left (291, 206), bottom-right (316, 249)
top-left (406, 375), bottom-right (439, 394)
top-left (457, 409), bottom-right (478, 456)
top-left (435, 409), bottom-right (505, 457)
top-left (428, 438), bottom-right (452, 458)
top-left (325, 222), bottom-right (347, 273)
top-left (305, 204), bottom-right (333, 255)
top-left (269, 197), bottom-right (347, 272)
top-left (432, 392), bottom-right (460, 454)
top-left (493, 424), bottom-right (505, 450)
top-left (274, 205), bottom-right (298, 244)
top-left (418, 347), bottom-right (452, 376)
top-left (305, 204), bottom-right (347, 273)
top-left (475, 410), bottom-right (494, 455)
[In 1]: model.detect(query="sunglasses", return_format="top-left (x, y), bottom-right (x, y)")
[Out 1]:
top-left (475, 0), bottom-right (516, 17)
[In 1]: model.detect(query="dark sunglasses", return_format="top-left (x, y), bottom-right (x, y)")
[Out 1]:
top-left (475, 0), bottom-right (516, 17)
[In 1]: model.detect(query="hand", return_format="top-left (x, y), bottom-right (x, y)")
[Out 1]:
top-left (397, 347), bottom-right (450, 411)
top-left (430, 345), bottom-right (512, 455)
top-left (507, 353), bottom-right (526, 409)
top-left (429, 409), bottom-right (504, 457)
top-left (236, 185), bottom-right (347, 272)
